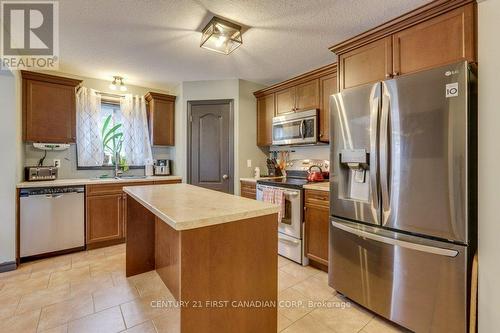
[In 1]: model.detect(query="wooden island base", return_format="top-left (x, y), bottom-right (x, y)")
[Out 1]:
top-left (126, 196), bottom-right (278, 333)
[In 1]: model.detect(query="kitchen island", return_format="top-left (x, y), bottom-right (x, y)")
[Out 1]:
top-left (123, 183), bottom-right (280, 333)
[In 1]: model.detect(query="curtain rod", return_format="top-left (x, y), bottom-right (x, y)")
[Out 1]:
top-left (96, 91), bottom-right (126, 98)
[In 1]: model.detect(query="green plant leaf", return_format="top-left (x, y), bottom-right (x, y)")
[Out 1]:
top-left (103, 133), bottom-right (123, 147)
top-left (102, 124), bottom-right (123, 145)
top-left (101, 115), bottom-right (112, 138)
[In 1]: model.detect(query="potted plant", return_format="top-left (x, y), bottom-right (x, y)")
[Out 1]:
top-left (102, 115), bottom-right (129, 171)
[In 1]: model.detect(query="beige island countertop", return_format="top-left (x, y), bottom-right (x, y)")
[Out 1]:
top-left (123, 183), bottom-right (279, 231)
top-left (125, 183), bottom-right (279, 332)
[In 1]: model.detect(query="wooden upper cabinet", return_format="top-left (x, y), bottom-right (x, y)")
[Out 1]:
top-left (295, 79), bottom-right (319, 111)
top-left (319, 73), bottom-right (337, 142)
top-left (254, 63), bottom-right (337, 146)
top-left (332, 1), bottom-right (477, 90)
top-left (256, 94), bottom-right (275, 146)
top-left (145, 92), bottom-right (176, 146)
top-left (393, 4), bottom-right (475, 76)
top-left (339, 37), bottom-right (392, 90)
top-left (22, 71), bottom-right (81, 143)
top-left (275, 87), bottom-right (295, 115)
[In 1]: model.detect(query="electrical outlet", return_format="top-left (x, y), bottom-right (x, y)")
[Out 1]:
top-left (53, 159), bottom-right (61, 168)
top-left (247, 159), bottom-right (252, 168)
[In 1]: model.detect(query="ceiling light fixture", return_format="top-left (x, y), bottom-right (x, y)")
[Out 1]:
top-left (200, 16), bottom-right (242, 55)
top-left (109, 76), bottom-right (127, 91)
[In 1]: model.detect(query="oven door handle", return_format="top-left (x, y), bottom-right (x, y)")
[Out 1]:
top-left (278, 235), bottom-right (300, 245)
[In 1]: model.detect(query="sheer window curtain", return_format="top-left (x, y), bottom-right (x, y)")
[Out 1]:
top-left (76, 87), bottom-right (103, 167)
top-left (119, 95), bottom-right (153, 166)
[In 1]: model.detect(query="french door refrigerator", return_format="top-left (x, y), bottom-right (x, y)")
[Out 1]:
top-left (329, 61), bottom-right (476, 333)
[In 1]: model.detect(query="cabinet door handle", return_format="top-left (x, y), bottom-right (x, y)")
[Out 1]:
top-left (393, 71), bottom-right (399, 76)
top-left (385, 73), bottom-right (392, 78)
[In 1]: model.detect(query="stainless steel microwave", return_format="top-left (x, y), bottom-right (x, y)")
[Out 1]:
top-left (272, 109), bottom-right (318, 145)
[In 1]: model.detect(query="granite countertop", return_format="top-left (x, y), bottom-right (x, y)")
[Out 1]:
top-left (17, 175), bottom-right (182, 188)
top-left (123, 183), bottom-right (280, 231)
top-left (303, 182), bottom-right (330, 192)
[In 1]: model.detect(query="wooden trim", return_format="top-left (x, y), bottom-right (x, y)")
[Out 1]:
top-left (254, 63), bottom-right (337, 97)
top-left (144, 91), bottom-right (176, 102)
top-left (86, 238), bottom-right (125, 250)
top-left (20, 70), bottom-right (82, 87)
top-left (329, 0), bottom-right (475, 55)
top-left (308, 257), bottom-right (328, 271)
top-left (0, 261), bottom-right (17, 273)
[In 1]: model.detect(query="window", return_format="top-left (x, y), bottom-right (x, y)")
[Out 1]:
top-left (76, 88), bottom-right (152, 169)
top-left (100, 102), bottom-right (124, 166)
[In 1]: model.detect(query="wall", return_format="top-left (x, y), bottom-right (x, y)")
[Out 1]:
top-left (173, 79), bottom-right (269, 194)
top-left (0, 70), bottom-right (19, 265)
top-left (23, 71), bottom-right (175, 178)
top-left (238, 80), bottom-right (269, 179)
top-left (478, 0), bottom-right (500, 331)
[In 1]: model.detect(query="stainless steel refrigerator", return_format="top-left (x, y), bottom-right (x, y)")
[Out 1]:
top-left (329, 61), bottom-right (476, 333)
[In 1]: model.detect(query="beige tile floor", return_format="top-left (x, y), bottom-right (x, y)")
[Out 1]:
top-left (0, 244), bottom-right (407, 333)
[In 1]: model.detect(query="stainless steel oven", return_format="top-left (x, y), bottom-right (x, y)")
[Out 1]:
top-left (256, 184), bottom-right (304, 264)
top-left (272, 109), bottom-right (318, 145)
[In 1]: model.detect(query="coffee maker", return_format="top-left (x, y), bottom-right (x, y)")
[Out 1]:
top-left (153, 159), bottom-right (170, 175)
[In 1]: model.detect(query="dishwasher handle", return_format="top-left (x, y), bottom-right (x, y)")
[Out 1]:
top-left (20, 186), bottom-right (85, 197)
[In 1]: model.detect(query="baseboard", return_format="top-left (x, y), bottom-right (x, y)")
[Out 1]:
top-left (0, 261), bottom-right (17, 273)
top-left (86, 238), bottom-right (125, 250)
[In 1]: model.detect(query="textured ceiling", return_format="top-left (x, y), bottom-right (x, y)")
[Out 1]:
top-left (58, 0), bottom-right (431, 90)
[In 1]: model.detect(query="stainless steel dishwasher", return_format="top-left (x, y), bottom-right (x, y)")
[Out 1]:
top-left (20, 186), bottom-right (85, 259)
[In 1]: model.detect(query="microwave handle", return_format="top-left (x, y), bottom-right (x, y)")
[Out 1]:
top-left (300, 120), bottom-right (305, 139)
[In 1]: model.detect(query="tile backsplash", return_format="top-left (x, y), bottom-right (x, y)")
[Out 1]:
top-left (270, 144), bottom-right (330, 161)
top-left (23, 144), bottom-right (172, 179)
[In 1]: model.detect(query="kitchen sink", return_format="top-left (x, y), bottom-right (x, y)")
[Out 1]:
top-left (89, 175), bottom-right (147, 181)
top-left (117, 175), bottom-right (147, 179)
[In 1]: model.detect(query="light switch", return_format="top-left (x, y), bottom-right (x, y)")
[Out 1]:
top-left (247, 159), bottom-right (252, 167)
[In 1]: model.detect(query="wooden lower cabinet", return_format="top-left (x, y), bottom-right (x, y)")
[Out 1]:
top-left (86, 193), bottom-right (124, 245)
top-left (240, 180), bottom-right (257, 199)
top-left (86, 179), bottom-right (181, 248)
top-left (304, 189), bottom-right (330, 270)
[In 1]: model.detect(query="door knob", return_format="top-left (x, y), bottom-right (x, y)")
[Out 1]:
top-left (222, 174), bottom-right (229, 180)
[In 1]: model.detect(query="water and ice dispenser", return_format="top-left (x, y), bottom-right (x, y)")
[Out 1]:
top-left (338, 149), bottom-right (370, 202)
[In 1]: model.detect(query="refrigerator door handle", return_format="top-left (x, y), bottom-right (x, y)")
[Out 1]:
top-left (380, 86), bottom-right (391, 224)
top-left (331, 220), bottom-right (459, 257)
top-left (369, 93), bottom-right (380, 223)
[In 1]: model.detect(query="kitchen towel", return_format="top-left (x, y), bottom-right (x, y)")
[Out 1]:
top-left (273, 188), bottom-right (286, 221)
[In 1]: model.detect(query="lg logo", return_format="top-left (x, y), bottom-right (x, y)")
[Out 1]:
top-left (1, 1), bottom-right (58, 69)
